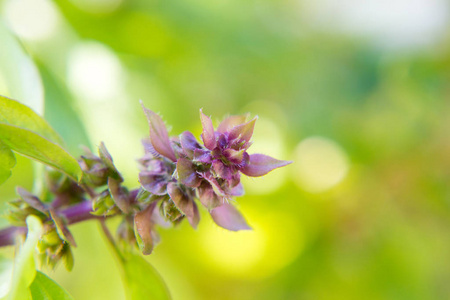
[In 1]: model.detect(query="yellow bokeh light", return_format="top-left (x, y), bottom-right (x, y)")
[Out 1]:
top-left (199, 210), bottom-right (304, 279)
top-left (293, 136), bottom-right (349, 193)
top-left (201, 223), bottom-right (267, 272)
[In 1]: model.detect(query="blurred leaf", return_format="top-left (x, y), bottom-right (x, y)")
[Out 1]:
top-left (0, 256), bottom-right (13, 299)
top-left (120, 254), bottom-right (171, 300)
top-left (0, 124), bottom-right (82, 182)
top-left (0, 20), bottom-right (44, 115)
top-left (39, 66), bottom-right (92, 154)
top-left (0, 95), bottom-right (63, 145)
top-left (29, 271), bottom-right (74, 300)
top-left (0, 141), bottom-right (16, 185)
top-left (0, 167), bottom-right (12, 188)
top-left (8, 215), bottom-right (43, 300)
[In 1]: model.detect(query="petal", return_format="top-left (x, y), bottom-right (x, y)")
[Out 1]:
top-left (212, 160), bottom-right (232, 180)
top-left (180, 131), bottom-right (201, 159)
top-left (200, 109), bottom-right (217, 150)
top-left (139, 171), bottom-right (168, 195)
top-left (197, 181), bottom-right (223, 210)
top-left (229, 173), bottom-right (241, 188)
top-left (167, 182), bottom-right (200, 229)
top-left (141, 101), bottom-right (177, 161)
top-left (134, 203), bottom-right (156, 255)
top-left (98, 142), bottom-right (114, 170)
top-left (17, 187), bottom-right (47, 213)
top-left (228, 116), bottom-right (258, 144)
top-left (217, 114), bottom-right (248, 133)
top-left (210, 203), bottom-right (251, 231)
top-left (99, 142), bottom-right (123, 181)
top-left (141, 138), bottom-right (163, 159)
top-left (229, 182), bottom-right (244, 197)
top-left (49, 208), bottom-right (77, 247)
top-left (146, 159), bottom-right (166, 174)
top-left (223, 148), bottom-right (246, 164)
top-left (137, 153), bottom-right (167, 173)
top-left (241, 153), bottom-right (292, 177)
top-left (170, 136), bottom-right (184, 158)
top-left (193, 148), bottom-right (212, 163)
top-left (217, 133), bottom-right (228, 149)
top-left (108, 177), bottom-right (130, 213)
top-left (177, 158), bottom-right (201, 188)
top-left (202, 172), bottom-right (226, 197)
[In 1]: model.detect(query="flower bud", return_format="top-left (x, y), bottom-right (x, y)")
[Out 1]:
top-left (91, 189), bottom-right (120, 216)
top-left (79, 143), bottom-right (123, 187)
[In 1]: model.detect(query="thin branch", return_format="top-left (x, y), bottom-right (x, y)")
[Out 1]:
top-left (99, 219), bottom-right (124, 262)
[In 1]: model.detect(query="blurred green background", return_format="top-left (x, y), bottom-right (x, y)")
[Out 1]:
top-left (1, 0), bottom-right (450, 299)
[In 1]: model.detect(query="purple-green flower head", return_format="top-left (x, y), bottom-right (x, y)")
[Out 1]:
top-left (177, 110), bottom-right (292, 208)
top-left (200, 110), bottom-right (292, 176)
top-left (139, 102), bottom-right (292, 234)
top-left (140, 102), bottom-right (200, 229)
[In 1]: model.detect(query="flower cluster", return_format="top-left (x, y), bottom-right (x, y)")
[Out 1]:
top-left (5, 183), bottom-right (80, 270)
top-left (135, 103), bottom-right (291, 251)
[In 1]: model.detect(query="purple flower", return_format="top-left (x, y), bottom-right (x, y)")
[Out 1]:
top-left (177, 109), bottom-right (292, 230)
top-left (139, 103), bottom-right (292, 236)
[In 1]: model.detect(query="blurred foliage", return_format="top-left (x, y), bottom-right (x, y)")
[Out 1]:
top-left (1, 0), bottom-right (450, 299)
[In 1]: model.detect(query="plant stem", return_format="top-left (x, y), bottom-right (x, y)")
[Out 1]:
top-left (0, 200), bottom-right (105, 247)
top-left (0, 227), bottom-right (26, 247)
top-left (62, 200), bottom-right (98, 225)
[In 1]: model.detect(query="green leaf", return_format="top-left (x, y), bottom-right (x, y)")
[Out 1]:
top-left (0, 95), bottom-right (63, 145)
top-left (29, 271), bottom-right (74, 300)
top-left (0, 140), bottom-right (16, 185)
top-left (8, 215), bottom-right (43, 300)
top-left (0, 124), bottom-right (82, 182)
top-left (120, 254), bottom-right (171, 300)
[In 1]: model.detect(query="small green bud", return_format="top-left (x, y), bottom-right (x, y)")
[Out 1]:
top-left (159, 199), bottom-right (183, 222)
